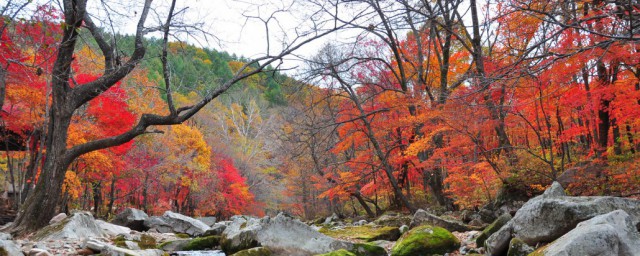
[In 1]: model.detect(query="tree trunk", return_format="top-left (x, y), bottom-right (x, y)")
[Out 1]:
top-left (92, 181), bottom-right (102, 217)
top-left (352, 192), bottom-right (375, 218)
top-left (107, 176), bottom-right (116, 216)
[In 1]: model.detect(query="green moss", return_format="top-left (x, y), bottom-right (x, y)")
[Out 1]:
top-left (112, 236), bottom-right (127, 248)
top-left (240, 222), bottom-right (248, 229)
top-left (220, 233), bottom-right (260, 255)
top-left (175, 233), bottom-right (190, 238)
top-left (390, 225), bottom-right (460, 256)
top-left (231, 247), bottom-right (272, 256)
top-left (476, 213), bottom-right (511, 247)
top-left (507, 238), bottom-right (533, 256)
top-left (319, 226), bottom-right (400, 242)
top-left (182, 235), bottom-right (221, 251)
top-left (351, 243), bottom-right (386, 256)
top-left (138, 234), bottom-right (157, 249)
top-left (316, 249), bottom-right (357, 256)
top-left (0, 247), bottom-right (7, 256)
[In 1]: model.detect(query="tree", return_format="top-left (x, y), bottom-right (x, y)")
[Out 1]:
top-left (6, 0), bottom-right (343, 234)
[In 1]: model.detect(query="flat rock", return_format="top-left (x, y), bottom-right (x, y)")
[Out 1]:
top-left (33, 212), bottom-right (107, 241)
top-left (145, 211), bottom-right (210, 237)
top-left (222, 213), bottom-right (357, 255)
top-left (96, 220), bottom-right (132, 236)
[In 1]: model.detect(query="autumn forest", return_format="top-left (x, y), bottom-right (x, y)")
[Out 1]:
top-left (1, 0), bottom-right (639, 237)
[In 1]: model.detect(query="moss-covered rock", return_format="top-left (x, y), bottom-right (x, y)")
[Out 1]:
top-left (157, 239), bottom-right (190, 251)
top-left (220, 232), bottom-right (261, 255)
top-left (373, 214), bottom-right (412, 227)
top-left (138, 234), bottom-right (157, 249)
top-left (182, 235), bottom-right (221, 251)
top-left (319, 226), bottom-right (401, 242)
top-left (351, 243), bottom-right (386, 256)
top-left (390, 225), bottom-right (460, 256)
top-left (507, 238), bottom-right (534, 256)
top-left (316, 249), bottom-right (357, 256)
top-left (476, 213), bottom-right (511, 248)
top-left (230, 247), bottom-right (272, 256)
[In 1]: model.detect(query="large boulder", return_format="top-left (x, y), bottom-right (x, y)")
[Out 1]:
top-left (112, 208), bottom-right (149, 231)
top-left (486, 182), bottom-right (640, 255)
top-left (410, 209), bottom-right (478, 232)
top-left (197, 217), bottom-right (217, 226)
top-left (373, 214), bottom-right (411, 227)
top-left (33, 212), bottom-right (107, 241)
top-left (145, 211), bottom-right (210, 237)
top-left (221, 213), bottom-right (363, 255)
top-left (85, 238), bottom-right (164, 256)
top-left (96, 220), bottom-right (131, 236)
top-left (390, 225), bottom-right (460, 256)
top-left (532, 210), bottom-right (640, 256)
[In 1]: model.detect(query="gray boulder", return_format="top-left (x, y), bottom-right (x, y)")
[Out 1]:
top-left (374, 214), bottom-right (411, 227)
top-left (85, 238), bottom-right (165, 256)
top-left (204, 223), bottom-right (227, 236)
top-left (197, 217), bottom-right (217, 226)
top-left (221, 213), bottom-right (357, 255)
top-left (507, 238), bottom-right (534, 256)
top-left (49, 213), bottom-right (67, 225)
top-left (112, 208), bottom-right (149, 231)
top-left (145, 211), bottom-right (210, 237)
top-left (410, 209), bottom-right (477, 232)
top-left (33, 212), bottom-right (107, 241)
top-left (486, 182), bottom-right (640, 255)
top-left (534, 210), bottom-right (640, 256)
top-left (0, 239), bottom-right (21, 256)
top-left (96, 220), bottom-right (132, 236)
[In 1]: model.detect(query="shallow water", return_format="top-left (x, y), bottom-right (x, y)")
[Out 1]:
top-left (171, 250), bottom-right (226, 256)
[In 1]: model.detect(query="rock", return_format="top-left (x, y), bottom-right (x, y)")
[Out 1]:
top-left (318, 243), bottom-right (386, 256)
top-left (33, 211), bottom-right (107, 241)
top-left (0, 239), bottom-right (22, 256)
top-left (390, 225), bottom-right (460, 256)
top-left (145, 211), bottom-right (210, 237)
top-left (221, 213), bottom-right (359, 255)
top-left (157, 239), bottom-right (190, 251)
top-left (324, 213), bottom-right (339, 225)
top-left (373, 214), bottom-right (411, 227)
top-left (476, 213), bottom-right (511, 248)
top-left (506, 238), bottom-right (533, 256)
top-left (398, 225), bottom-right (409, 234)
top-left (410, 209), bottom-right (476, 232)
top-left (542, 181), bottom-right (566, 198)
top-left (353, 220), bottom-right (368, 226)
top-left (182, 235), bottom-right (221, 251)
top-left (75, 248), bottom-right (95, 255)
top-left (485, 183), bottom-right (640, 255)
top-left (124, 241), bottom-right (141, 250)
top-left (28, 248), bottom-right (53, 256)
top-left (0, 232), bottom-right (11, 240)
top-left (319, 225), bottom-right (401, 242)
top-left (49, 213), bottom-right (67, 225)
top-left (197, 217), bottom-right (217, 226)
top-left (84, 238), bottom-right (164, 256)
top-left (96, 220), bottom-right (132, 236)
top-left (231, 246), bottom-right (272, 256)
top-left (469, 219), bottom-right (484, 226)
top-left (532, 210), bottom-right (640, 256)
top-left (112, 208), bottom-right (149, 232)
top-left (204, 223), bottom-right (227, 236)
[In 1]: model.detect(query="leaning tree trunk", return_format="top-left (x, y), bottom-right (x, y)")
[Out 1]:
top-left (11, 111), bottom-right (74, 234)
